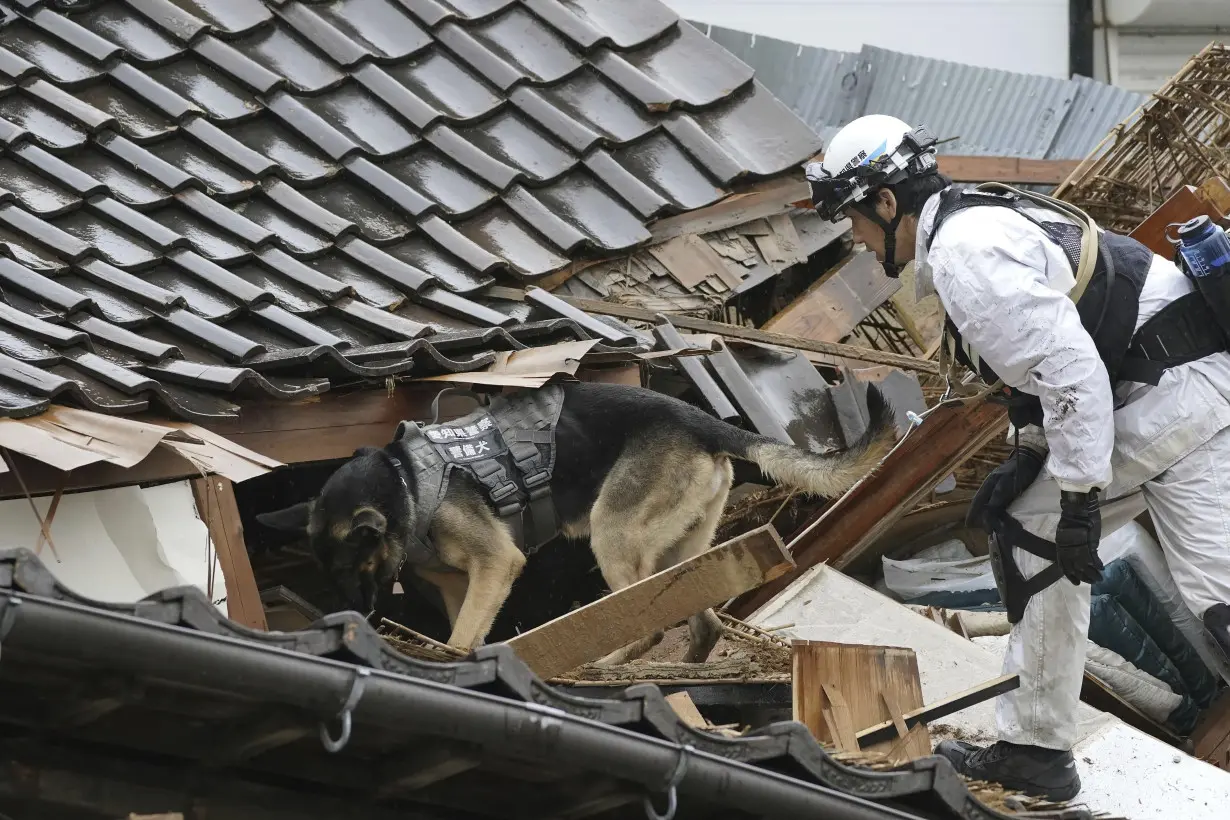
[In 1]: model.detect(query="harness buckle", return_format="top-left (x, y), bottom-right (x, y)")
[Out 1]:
top-left (490, 482), bottom-right (520, 504)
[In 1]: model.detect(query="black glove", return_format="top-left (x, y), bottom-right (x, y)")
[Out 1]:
top-left (1055, 489), bottom-right (1104, 585)
top-left (966, 447), bottom-right (1045, 532)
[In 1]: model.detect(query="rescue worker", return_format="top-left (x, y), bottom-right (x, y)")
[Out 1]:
top-left (806, 114), bottom-right (1230, 801)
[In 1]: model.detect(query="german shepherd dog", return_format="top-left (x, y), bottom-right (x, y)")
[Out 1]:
top-left (256, 381), bottom-right (896, 665)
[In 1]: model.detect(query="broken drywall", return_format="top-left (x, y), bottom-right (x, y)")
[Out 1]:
top-left (0, 480), bottom-right (227, 615)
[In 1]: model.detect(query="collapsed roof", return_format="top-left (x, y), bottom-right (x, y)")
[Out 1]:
top-left (0, 0), bottom-right (824, 422)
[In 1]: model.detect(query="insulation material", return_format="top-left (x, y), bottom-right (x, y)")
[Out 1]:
top-left (0, 480), bottom-right (226, 615)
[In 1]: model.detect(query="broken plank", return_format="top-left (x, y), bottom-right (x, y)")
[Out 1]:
top-left (763, 251), bottom-right (900, 341)
top-left (768, 213), bottom-right (808, 266)
top-left (856, 674), bottom-right (1021, 748)
top-left (482, 286), bottom-right (938, 375)
top-left (665, 691), bottom-right (710, 729)
top-left (647, 235), bottom-right (713, 289)
top-left (648, 177), bottom-right (809, 242)
top-left (506, 525), bottom-right (793, 679)
top-left (191, 476), bottom-right (267, 631)
top-left (793, 640), bottom-right (929, 759)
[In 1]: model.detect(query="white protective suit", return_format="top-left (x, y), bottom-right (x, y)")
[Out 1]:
top-left (914, 192), bottom-right (1230, 750)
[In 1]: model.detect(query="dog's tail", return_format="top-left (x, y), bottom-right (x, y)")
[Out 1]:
top-left (712, 384), bottom-right (899, 499)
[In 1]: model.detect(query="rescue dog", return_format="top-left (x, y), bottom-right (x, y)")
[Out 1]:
top-left (256, 381), bottom-right (897, 664)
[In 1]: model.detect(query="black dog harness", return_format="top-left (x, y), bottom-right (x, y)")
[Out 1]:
top-left (384, 385), bottom-right (566, 565)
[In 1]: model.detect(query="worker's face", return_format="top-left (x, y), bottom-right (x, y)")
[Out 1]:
top-left (846, 188), bottom-right (917, 266)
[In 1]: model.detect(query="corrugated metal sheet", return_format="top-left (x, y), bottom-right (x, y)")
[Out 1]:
top-left (697, 23), bottom-right (1149, 165)
top-left (857, 46), bottom-right (1076, 158)
top-left (1047, 77), bottom-right (1148, 158)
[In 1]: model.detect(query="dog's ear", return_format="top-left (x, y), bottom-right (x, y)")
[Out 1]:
top-left (256, 501), bottom-right (313, 533)
top-left (352, 446), bottom-right (382, 459)
top-left (351, 507), bottom-right (387, 542)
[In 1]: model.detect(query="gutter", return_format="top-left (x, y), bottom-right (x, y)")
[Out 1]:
top-left (0, 592), bottom-right (918, 820)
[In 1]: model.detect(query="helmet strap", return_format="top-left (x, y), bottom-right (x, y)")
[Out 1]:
top-left (854, 199), bottom-right (907, 278)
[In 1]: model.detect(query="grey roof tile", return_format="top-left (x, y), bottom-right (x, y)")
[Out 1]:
top-left (0, 22), bottom-right (103, 86)
top-left (146, 58), bottom-right (264, 122)
top-left (0, 0), bottom-right (822, 419)
top-left (0, 157), bottom-right (80, 216)
top-left (72, 80), bottom-right (178, 141)
top-left (232, 25), bottom-right (346, 94)
top-left (0, 94), bottom-right (89, 150)
top-left (455, 109), bottom-right (574, 183)
top-left (465, 6), bottom-right (585, 84)
top-left (223, 115), bottom-right (339, 182)
top-left (145, 134), bottom-right (255, 196)
top-left (163, 0), bottom-right (273, 38)
top-left (312, 0), bottom-right (434, 62)
top-left (532, 68), bottom-right (655, 143)
top-left (456, 204), bottom-right (569, 279)
top-left (382, 48), bottom-right (503, 123)
top-left (71, 3), bottom-right (186, 65)
top-left (231, 195), bottom-right (334, 257)
top-left (124, 0), bottom-right (211, 43)
top-left (536, 0), bottom-right (677, 49)
top-left (379, 148), bottom-right (496, 216)
top-left (296, 83), bottom-right (419, 156)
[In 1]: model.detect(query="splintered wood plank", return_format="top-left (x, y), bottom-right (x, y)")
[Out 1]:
top-left (763, 251), bottom-right (900, 341)
top-left (792, 640), bottom-right (930, 760)
top-left (191, 476), bottom-right (267, 631)
top-left (665, 691), bottom-right (709, 729)
top-left (647, 234), bottom-right (739, 290)
top-left (506, 525), bottom-right (793, 679)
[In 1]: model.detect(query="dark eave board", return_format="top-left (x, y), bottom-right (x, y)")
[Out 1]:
top-left (0, 0), bottom-right (824, 422)
top-left (0, 547), bottom-right (1095, 820)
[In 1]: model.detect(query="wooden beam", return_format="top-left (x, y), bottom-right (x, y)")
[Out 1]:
top-left (762, 251), bottom-right (900, 341)
top-left (484, 286), bottom-right (938, 375)
top-left (935, 156), bottom-right (1082, 185)
top-left (191, 476), bottom-right (267, 631)
top-left (792, 640), bottom-right (930, 760)
top-left (855, 674), bottom-right (1020, 748)
top-left (726, 400), bottom-right (1009, 619)
top-left (505, 525), bottom-right (793, 679)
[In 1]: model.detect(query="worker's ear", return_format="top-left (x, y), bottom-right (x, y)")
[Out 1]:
top-left (875, 187), bottom-right (899, 222)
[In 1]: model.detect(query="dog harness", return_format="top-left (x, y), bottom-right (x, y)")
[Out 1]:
top-left (387, 384), bottom-right (566, 564)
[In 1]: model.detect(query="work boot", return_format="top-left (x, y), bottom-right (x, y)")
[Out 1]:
top-left (1205, 603), bottom-right (1230, 664)
top-left (935, 740), bottom-right (1081, 802)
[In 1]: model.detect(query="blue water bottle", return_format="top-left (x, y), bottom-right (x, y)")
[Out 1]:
top-left (1176, 216), bottom-right (1230, 278)
top-left (1175, 215), bottom-right (1230, 340)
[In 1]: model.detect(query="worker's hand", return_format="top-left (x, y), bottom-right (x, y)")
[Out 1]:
top-left (966, 447), bottom-right (1045, 532)
top-left (1055, 490), bottom-right (1104, 585)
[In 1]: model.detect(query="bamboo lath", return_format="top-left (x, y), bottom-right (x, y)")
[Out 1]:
top-left (1054, 42), bottom-right (1230, 234)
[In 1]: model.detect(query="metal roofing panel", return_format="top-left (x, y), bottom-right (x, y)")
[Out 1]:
top-left (1046, 75), bottom-right (1148, 159)
top-left (857, 45), bottom-right (1076, 158)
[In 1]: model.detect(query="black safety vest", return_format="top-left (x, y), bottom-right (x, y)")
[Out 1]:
top-left (389, 384), bottom-right (565, 563)
top-left (926, 186), bottom-right (1223, 429)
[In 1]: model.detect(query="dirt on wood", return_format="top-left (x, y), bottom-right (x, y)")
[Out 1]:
top-left (554, 625), bottom-right (792, 683)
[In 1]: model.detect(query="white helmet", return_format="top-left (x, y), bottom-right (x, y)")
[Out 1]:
top-left (804, 114), bottom-right (941, 275)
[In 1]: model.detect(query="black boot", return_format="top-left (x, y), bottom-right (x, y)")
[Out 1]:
top-left (935, 740), bottom-right (1081, 802)
top-left (1205, 603), bottom-right (1230, 663)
